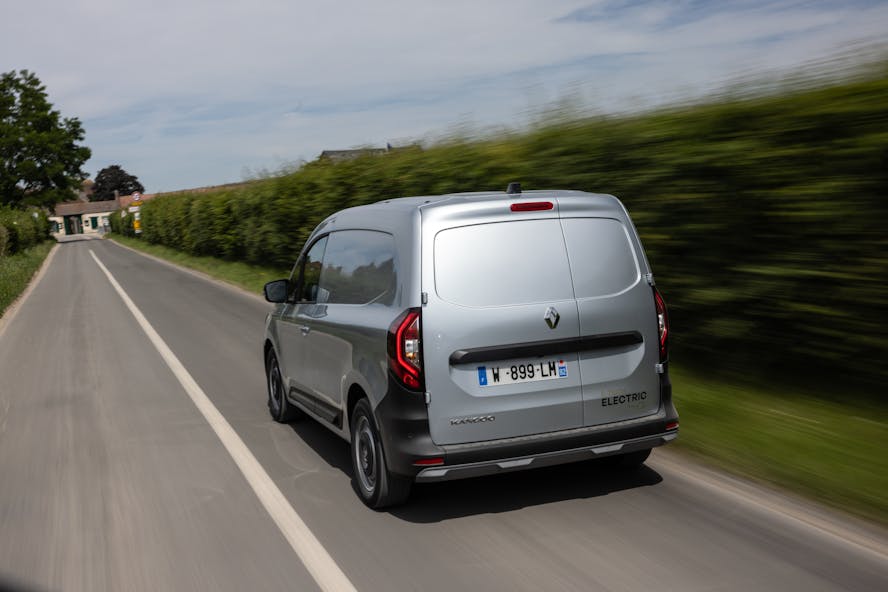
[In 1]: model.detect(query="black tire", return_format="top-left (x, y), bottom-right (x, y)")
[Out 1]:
top-left (266, 349), bottom-right (301, 423)
top-left (350, 398), bottom-right (412, 509)
top-left (606, 448), bottom-right (652, 469)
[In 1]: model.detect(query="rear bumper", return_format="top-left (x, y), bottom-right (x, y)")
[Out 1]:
top-left (376, 367), bottom-right (678, 480)
top-left (416, 429), bottom-right (677, 482)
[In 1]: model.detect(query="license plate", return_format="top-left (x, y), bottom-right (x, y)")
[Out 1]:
top-left (477, 359), bottom-right (568, 386)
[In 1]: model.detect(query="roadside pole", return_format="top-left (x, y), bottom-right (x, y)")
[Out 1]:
top-left (130, 192), bottom-right (143, 235)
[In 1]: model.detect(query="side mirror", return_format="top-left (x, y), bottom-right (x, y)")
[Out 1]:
top-left (264, 279), bottom-right (289, 303)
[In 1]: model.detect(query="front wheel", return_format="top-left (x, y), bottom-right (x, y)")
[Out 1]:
top-left (350, 399), bottom-right (412, 509)
top-left (266, 349), bottom-right (302, 423)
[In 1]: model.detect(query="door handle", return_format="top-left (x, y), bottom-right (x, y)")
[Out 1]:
top-left (300, 325), bottom-right (311, 335)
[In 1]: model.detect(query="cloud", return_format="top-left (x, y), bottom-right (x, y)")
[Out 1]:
top-left (2, 0), bottom-right (886, 191)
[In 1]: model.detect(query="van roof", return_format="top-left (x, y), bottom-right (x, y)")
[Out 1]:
top-left (310, 190), bottom-right (627, 240)
top-left (371, 190), bottom-right (615, 211)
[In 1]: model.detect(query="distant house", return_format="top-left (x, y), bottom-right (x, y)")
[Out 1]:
top-left (318, 149), bottom-right (388, 163)
top-left (49, 199), bottom-right (120, 236)
top-left (49, 189), bottom-right (162, 237)
top-left (318, 143), bottom-right (422, 163)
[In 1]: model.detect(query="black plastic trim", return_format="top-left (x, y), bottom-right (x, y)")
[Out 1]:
top-left (449, 331), bottom-right (643, 365)
top-left (287, 387), bottom-right (315, 414)
top-left (376, 365), bottom-right (678, 479)
top-left (288, 387), bottom-right (341, 428)
top-left (374, 371), bottom-right (444, 476)
top-left (416, 432), bottom-right (674, 482)
top-left (442, 411), bottom-right (677, 467)
top-left (313, 397), bottom-right (342, 428)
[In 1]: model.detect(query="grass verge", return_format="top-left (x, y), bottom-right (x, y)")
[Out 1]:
top-left (0, 241), bottom-right (55, 318)
top-left (108, 235), bottom-right (289, 294)
top-left (107, 234), bottom-right (888, 525)
top-left (671, 365), bottom-right (887, 525)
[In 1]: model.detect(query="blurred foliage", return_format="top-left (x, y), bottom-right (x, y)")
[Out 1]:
top-left (91, 164), bottom-right (144, 201)
top-left (134, 70), bottom-right (888, 393)
top-left (671, 365), bottom-right (888, 524)
top-left (0, 70), bottom-right (91, 208)
top-left (0, 205), bottom-right (49, 257)
top-left (109, 208), bottom-right (133, 236)
top-left (109, 234), bottom-right (289, 295)
top-left (0, 241), bottom-right (53, 317)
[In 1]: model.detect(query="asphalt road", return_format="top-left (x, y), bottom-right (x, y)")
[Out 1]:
top-left (1, 237), bottom-right (886, 592)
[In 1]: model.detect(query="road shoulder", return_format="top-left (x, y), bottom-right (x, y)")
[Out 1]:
top-left (653, 448), bottom-right (888, 562)
top-left (0, 242), bottom-right (58, 340)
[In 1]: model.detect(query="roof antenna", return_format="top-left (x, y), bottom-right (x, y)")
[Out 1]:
top-left (506, 182), bottom-right (522, 195)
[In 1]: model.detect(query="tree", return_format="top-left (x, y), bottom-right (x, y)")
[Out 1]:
top-left (0, 70), bottom-right (91, 208)
top-left (91, 165), bottom-right (145, 201)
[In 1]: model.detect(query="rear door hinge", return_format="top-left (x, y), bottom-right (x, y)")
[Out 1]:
top-left (644, 273), bottom-right (655, 286)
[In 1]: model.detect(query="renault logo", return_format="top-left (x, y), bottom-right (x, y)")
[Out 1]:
top-left (544, 306), bottom-right (560, 329)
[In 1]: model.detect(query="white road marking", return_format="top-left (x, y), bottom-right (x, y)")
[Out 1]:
top-left (90, 250), bottom-right (357, 592)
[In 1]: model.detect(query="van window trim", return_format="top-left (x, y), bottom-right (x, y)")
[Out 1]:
top-left (290, 233), bottom-right (330, 304)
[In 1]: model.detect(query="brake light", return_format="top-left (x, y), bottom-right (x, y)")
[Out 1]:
top-left (388, 308), bottom-right (423, 390)
top-left (510, 202), bottom-right (553, 212)
top-left (653, 286), bottom-right (669, 363)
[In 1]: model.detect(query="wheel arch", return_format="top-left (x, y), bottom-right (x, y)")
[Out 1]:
top-left (263, 339), bottom-right (275, 369)
top-left (346, 383), bottom-right (367, 440)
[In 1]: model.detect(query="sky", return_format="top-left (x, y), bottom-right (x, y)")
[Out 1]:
top-left (2, 0), bottom-right (887, 193)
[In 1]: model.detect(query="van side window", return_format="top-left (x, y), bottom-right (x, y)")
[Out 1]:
top-left (318, 230), bottom-right (396, 305)
top-left (294, 236), bottom-right (328, 303)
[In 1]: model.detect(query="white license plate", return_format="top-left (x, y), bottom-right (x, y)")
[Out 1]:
top-left (477, 359), bottom-right (568, 386)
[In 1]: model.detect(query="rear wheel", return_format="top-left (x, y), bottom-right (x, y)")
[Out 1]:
top-left (350, 399), bottom-right (412, 509)
top-left (266, 349), bottom-right (301, 423)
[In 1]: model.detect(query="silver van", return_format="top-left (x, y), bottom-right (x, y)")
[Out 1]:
top-left (263, 185), bottom-right (678, 508)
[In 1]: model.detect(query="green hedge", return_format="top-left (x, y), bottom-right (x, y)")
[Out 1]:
top-left (133, 72), bottom-right (888, 392)
top-left (0, 206), bottom-right (49, 257)
top-left (109, 209), bottom-right (133, 236)
top-left (0, 241), bottom-right (54, 317)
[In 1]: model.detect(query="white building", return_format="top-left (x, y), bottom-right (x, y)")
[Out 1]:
top-left (49, 199), bottom-right (119, 237)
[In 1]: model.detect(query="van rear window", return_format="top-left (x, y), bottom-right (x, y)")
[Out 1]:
top-left (561, 218), bottom-right (640, 299)
top-left (434, 220), bottom-right (574, 307)
top-left (434, 218), bottom-right (640, 307)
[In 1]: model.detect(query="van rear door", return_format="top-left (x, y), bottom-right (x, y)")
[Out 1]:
top-left (421, 207), bottom-right (584, 446)
top-left (559, 216), bottom-right (661, 426)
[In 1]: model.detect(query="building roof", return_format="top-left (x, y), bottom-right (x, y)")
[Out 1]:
top-left (54, 199), bottom-right (120, 217)
top-left (319, 149), bottom-right (387, 162)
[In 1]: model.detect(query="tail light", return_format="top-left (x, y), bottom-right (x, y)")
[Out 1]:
top-left (388, 308), bottom-right (423, 390)
top-left (653, 287), bottom-right (669, 363)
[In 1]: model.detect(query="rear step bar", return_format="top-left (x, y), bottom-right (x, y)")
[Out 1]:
top-left (415, 431), bottom-right (677, 482)
top-left (449, 331), bottom-right (643, 365)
